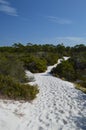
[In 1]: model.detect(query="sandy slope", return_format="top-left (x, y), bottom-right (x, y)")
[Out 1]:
top-left (0, 58), bottom-right (86, 130)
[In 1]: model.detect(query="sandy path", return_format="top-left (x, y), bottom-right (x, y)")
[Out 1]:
top-left (0, 58), bottom-right (86, 130)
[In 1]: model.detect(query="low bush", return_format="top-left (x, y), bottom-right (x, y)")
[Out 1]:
top-left (23, 56), bottom-right (47, 73)
top-left (0, 54), bottom-right (27, 83)
top-left (75, 83), bottom-right (86, 93)
top-left (51, 60), bottom-right (76, 81)
top-left (0, 75), bottom-right (39, 101)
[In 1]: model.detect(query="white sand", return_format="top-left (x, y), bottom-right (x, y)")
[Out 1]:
top-left (0, 57), bottom-right (86, 130)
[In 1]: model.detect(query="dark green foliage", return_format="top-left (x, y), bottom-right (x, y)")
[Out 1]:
top-left (0, 53), bottom-right (27, 83)
top-left (27, 58), bottom-right (47, 73)
top-left (51, 60), bottom-right (76, 81)
top-left (56, 44), bottom-right (68, 57)
top-left (51, 44), bottom-right (86, 92)
top-left (44, 53), bottom-right (58, 65)
top-left (0, 52), bottom-right (39, 100)
top-left (75, 82), bottom-right (86, 93)
top-left (0, 75), bottom-right (39, 100)
top-left (21, 55), bottom-right (47, 73)
top-left (79, 81), bottom-right (86, 88)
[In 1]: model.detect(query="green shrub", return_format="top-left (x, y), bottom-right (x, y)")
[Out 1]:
top-left (0, 75), bottom-right (39, 100)
top-left (23, 56), bottom-right (47, 73)
top-left (75, 83), bottom-right (86, 93)
top-left (51, 60), bottom-right (76, 81)
top-left (0, 54), bottom-right (27, 83)
top-left (44, 53), bottom-right (58, 65)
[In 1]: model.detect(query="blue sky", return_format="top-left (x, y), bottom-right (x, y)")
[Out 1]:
top-left (0, 0), bottom-right (86, 46)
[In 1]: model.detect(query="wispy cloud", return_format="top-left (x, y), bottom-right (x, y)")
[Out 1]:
top-left (0, 0), bottom-right (18, 16)
top-left (47, 16), bottom-right (72, 24)
top-left (0, 0), bottom-right (9, 5)
top-left (39, 36), bottom-right (86, 46)
top-left (55, 36), bottom-right (86, 46)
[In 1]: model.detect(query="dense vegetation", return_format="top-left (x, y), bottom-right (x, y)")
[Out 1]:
top-left (0, 51), bottom-right (39, 100)
top-left (51, 60), bottom-right (76, 81)
top-left (0, 43), bottom-right (60, 100)
top-left (0, 75), bottom-right (39, 100)
top-left (0, 43), bottom-right (86, 99)
top-left (51, 44), bottom-right (86, 93)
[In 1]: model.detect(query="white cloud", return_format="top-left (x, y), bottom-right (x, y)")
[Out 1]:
top-left (0, 0), bottom-right (9, 5)
top-left (47, 16), bottom-right (72, 24)
top-left (0, 0), bottom-right (18, 16)
top-left (38, 36), bottom-right (86, 46)
top-left (55, 37), bottom-right (86, 46)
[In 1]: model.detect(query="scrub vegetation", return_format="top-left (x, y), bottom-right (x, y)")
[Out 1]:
top-left (0, 43), bottom-right (86, 100)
